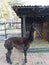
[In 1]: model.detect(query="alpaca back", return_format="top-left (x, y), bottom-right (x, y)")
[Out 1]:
top-left (4, 37), bottom-right (30, 50)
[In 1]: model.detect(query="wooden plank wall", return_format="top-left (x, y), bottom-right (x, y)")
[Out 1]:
top-left (43, 22), bottom-right (49, 41)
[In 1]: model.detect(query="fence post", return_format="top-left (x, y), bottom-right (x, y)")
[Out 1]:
top-left (4, 23), bottom-right (7, 39)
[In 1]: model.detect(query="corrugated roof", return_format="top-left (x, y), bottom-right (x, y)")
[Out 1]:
top-left (12, 5), bottom-right (49, 9)
top-left (12, 5), bottom-right (49, 17)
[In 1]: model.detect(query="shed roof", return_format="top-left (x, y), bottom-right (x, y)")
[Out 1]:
top-left (12, 6), bottom-right (49, 17)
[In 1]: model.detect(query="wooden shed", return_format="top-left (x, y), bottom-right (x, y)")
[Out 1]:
top-left (12, 6), bottom-right (49, 41)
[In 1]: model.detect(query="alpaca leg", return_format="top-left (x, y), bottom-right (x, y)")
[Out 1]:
top-left (6, 49), bottom-right (12, 64)
top-left (24, 50), bottom-right (27, 63)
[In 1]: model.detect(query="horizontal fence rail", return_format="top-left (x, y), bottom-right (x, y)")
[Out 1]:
top-left (0, 22), bottom-right (21, 24)
top-left (28, 48), bottom-right (49, 53)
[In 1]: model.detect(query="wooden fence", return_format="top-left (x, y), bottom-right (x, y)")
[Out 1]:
top-left (0, 22), bottom-right (21, 40)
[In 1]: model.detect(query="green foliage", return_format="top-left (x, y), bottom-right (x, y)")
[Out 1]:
top-left (15, 62), bottom-right (19, 65)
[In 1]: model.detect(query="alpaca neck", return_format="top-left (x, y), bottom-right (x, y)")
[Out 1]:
top-left (28, 29), bottom-right (34, 41)
top-left (29, 32), bottom-right (33, 41)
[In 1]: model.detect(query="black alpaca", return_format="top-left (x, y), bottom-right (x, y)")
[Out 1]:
top-left (4, 24), bottom-right (35, 64)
